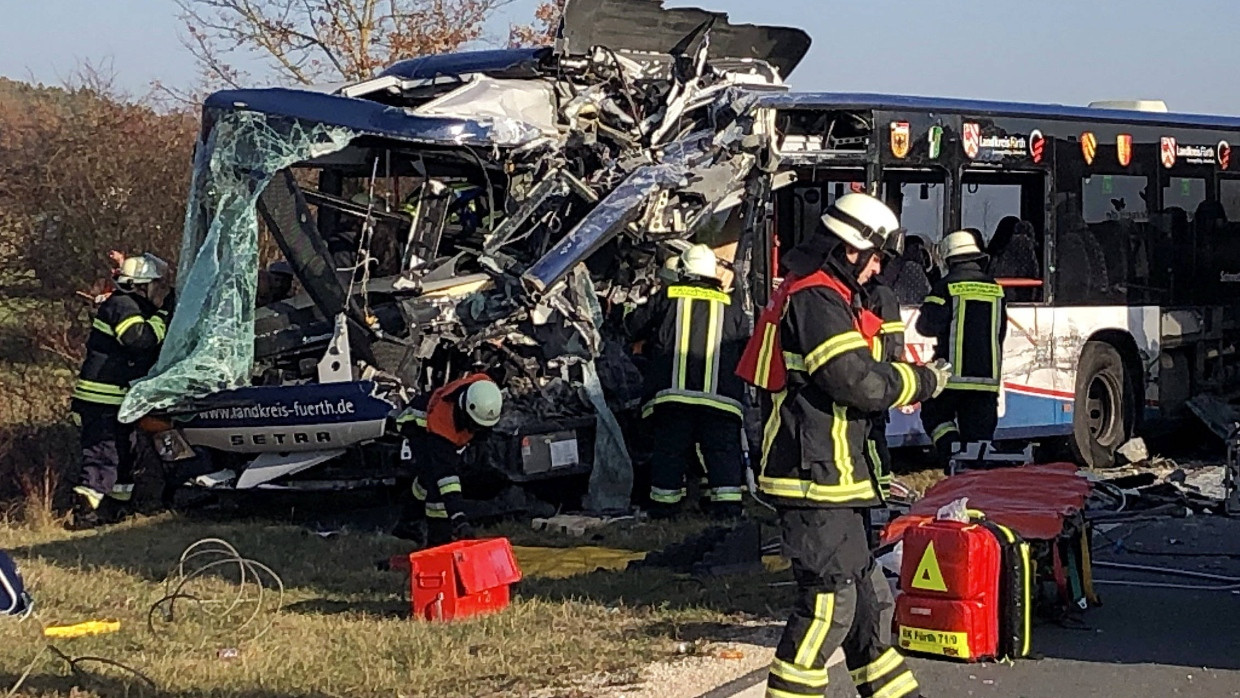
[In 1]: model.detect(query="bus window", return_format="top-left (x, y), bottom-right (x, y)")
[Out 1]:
top-left (882, 170), bottom-right (946, 305)
top-left (1157, 177), bottom-right (1207, 304)
top-left (961, 173), bottom-right (1045, 302)
top-left (773, 169), bottom-right (866, 275)
top-left (1061, 173), bottom-right (1157, 304)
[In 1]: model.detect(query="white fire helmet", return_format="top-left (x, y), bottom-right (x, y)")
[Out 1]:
top-left (679, 244), bottom-right (718, 279)
top-left (820, 192), bottom-right (904, 257)
top-left (940, 230), bottom-right (985, 261)
top-left (117, 255), bottom-right (164, 285)
top-left (462, 380), bottom-right (503, 428)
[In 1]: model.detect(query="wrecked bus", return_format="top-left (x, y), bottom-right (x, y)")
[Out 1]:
top-left (123, 0), bottom-right (809, 507)
top-left (125, 0), bottom-right (1240, 506)
top-left (765, 94), bottom-right (1240, 467)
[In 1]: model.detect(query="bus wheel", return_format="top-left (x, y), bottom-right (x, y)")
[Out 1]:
top-left (1071, 340), bottom-right (1135, 468)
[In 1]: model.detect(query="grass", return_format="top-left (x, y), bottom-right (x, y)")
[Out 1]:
top-left (0, 509), bottom-right (791, 698)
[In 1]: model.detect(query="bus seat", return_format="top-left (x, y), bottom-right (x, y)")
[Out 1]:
top-left (989, 221), bottom-right (1040, 301)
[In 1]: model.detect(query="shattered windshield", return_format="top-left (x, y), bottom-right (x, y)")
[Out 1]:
top-left (119, 111), bottom-right (356, 423)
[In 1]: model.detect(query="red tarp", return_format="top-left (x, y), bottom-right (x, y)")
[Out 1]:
top-left (882, 463), bottom-right (1093, 543)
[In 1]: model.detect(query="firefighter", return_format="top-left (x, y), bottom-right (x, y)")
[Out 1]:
top-left (390, 374), bottom-right (503, 546)
top-left (916, 230), bottom-right (1008, 474)
top-left (736, 193), bottom-right (949, 698)
top-left (69, 255), bottom-right (173, 529)
top-left (625, 244), bottom-right (749, 519)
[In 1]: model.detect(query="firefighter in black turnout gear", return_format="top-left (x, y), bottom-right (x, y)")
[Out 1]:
top-left (391, 374), bottom-right (504, 547)
top-left (626, 244), bottom-right (749, 519)
top-left (737, 193), bottom-right (949, 698)
top-left (916, 231), bottom-right (1008, 473)
top-left (70, 254), bottom-right (173, 529)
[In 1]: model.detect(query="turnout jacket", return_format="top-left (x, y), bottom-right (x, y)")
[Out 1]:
top-left (625, 279), bottom-right (749, 419)
top-left (73, 290), bottom-right (170, 406)
top-left (915, 261), bottom-right (1007, 392)
top-left (744, 266), bottom-right (938, 509)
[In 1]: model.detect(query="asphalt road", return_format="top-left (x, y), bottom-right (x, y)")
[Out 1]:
top-left (712, 517), bottom-right (1240, 698)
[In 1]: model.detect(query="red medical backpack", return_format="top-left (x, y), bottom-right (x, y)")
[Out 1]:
top-left (895, 514), bottom-right (1033, 662)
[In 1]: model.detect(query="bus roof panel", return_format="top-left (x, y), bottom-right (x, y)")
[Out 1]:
top-left (763, 92), bottom-right (1240, 130)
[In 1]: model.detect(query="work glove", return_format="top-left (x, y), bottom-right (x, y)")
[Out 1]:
top-left (925, 359), bottom-right (953, 398)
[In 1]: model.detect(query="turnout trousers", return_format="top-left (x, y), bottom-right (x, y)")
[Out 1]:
top-left (919, 388), bottom-right (999, 468)
top-left (766, 508), bottom-right (919, 698)
top-left (72, 400), bottom-right (135, 508)
top-left (647, 403), bottom-right (744, 515)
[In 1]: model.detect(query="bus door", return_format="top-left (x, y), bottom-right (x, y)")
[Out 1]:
top-left (773, 167), bottom-right (868, 277)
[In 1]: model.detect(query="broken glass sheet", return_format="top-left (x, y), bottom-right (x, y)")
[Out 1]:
top-left (119, 111), bottom-right (356, 423)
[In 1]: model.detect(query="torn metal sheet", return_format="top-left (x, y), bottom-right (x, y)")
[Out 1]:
top-left (560, 0), bottom-right (811, 80)
top-left (414, 75), bottom-right (559, 139)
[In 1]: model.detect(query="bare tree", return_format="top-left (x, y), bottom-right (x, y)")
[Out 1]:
top-left (507, 0), bottom-right (562, 48)
top-left (178, 0), bottom-right (515, 87)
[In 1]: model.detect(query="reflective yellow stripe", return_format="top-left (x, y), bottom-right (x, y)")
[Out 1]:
top-left (867, 439), bottom-right (883, 477)
top-left (770, 658), bottom-right (829, 688)
top-left (650, 487), bottom-right (685, 504)
top-left (411, 480), bottom-right (427, 501)
top-left (642, 391), bottom-right (743, 419)
top-left (675, 298), bottom-right (693, 390)
top-left (880, 321), bottom-right (906, 334)
top-left (990, 294), bottom-right (1001, 380)
top-left (947, 282), bottom-right (1004, 297)
top-left (930, 422), bottom-right (958, 443)
top-left (756, 323), bottom-right (777, 388)
top-left (76, 380), bottom-right (127, 395)
top-left (794, 592), bottom-right (835, 667)
top-left (760, 391), bottom-right (787, 469)
top-left (92, 318), bottom-right (115, 336)
top-left (436, 476), bottom-right (462, 496)
top-left (108, 484), bottom-right (134, 501)
top-left (873, 670), bottom-right (918, 698)
top-left (72, 390), bottom-right (125, 405)
top-left (667, 285), bottom-right (731, 304)
top-left (892, 363), bottom-right (918, 407)
top-left (805, 331), bottom-right (868, 373)
top-left (831, 404), bottom-right (854, 486)
top-left (783, 352), bottom-right (806, 372)
top-left (395, 409), bottom-right (428, 426)
top-left (923, 295), bottom-right (946, 305)
top-left (850, 647), bottom-right (903, 684)
top-left (425, 503), bottom-right (449, 519)
top-left (704, 298), bottom-right (722, 393)
top-left (709, 487), bottom-right (743, 502)
top-left (72, 485), bottom-right (104, 510)
top-left (148, 315), bottom-right (167, 342)
top-left (871, 337), bottom-right (883, 361)
top-left (114, 315), bottom-right (146, 338)
top-left (758, 476), bottom-right (876, 502)
top-left (952, 298), bottom-right (965, 372)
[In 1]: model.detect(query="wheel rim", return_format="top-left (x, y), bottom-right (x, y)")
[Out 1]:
top-left (1085, 372), bottom-right (1121, 447)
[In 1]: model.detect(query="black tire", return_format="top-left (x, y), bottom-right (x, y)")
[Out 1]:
top-left (1071, 340), bottom-right (1135, 469)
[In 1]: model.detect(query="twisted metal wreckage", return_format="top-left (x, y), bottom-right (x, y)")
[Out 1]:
top-left (121, 0), bottom-right (812, 510)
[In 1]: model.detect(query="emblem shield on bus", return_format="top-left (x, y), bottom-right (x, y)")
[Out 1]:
top-left (1219, 141), bottom-right (1231, 170)
top-left (1081, 132), bottom-right (1097, 165)
top-left (963, 122), bottom-right (980, 159)
top-left (890, 122), bottom-right (911, 159)
top-left (1161, 137), bottom-right (1177, 168)
top-left (1117, 134), bottom-right (1133, 167)
top-left (928, 126), bottom-right (943, 159)
top-left (1029, 130), bottom-right (1045, 163)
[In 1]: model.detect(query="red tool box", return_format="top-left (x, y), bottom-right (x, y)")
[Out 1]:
top-left (389, 537), bottom-right (522, 621)
top-left (895, 514), bottom-right (1032, 662)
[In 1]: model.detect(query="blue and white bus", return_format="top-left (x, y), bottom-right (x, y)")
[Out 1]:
top-left (762, 93), bottom-right (1240, 467)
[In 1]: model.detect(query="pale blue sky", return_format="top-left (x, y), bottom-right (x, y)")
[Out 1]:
top-left (2, 1), bottom-right (1239, 115)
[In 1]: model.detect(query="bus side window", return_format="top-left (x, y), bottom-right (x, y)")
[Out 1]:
top-left (882, 174), bottom-right (945, 305)
top-left (962, 175), bottom-right (1045, 302)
